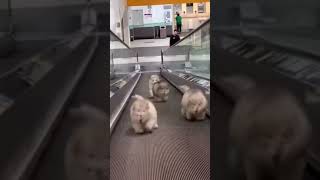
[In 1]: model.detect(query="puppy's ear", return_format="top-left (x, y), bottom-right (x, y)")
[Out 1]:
top-left (145, 102), bottom-right (150, 110)
top-left (179, 85), bottom-right (190, 93)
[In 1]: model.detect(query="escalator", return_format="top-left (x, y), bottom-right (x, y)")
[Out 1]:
top-left (111, 72), bottom-right (210, 179)
top-left (110, 21), bottom-right (211, 179)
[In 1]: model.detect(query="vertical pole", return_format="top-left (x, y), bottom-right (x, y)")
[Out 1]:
top-left (161, 49), bottom-right (164, 65)
top-left (136, 52), bottom-right (138, 63)
top-left (187, 47), bottom-right (191, 62)
top-left (111, 53), bottom-right (114, 68)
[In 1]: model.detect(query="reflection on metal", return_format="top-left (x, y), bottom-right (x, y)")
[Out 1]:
top-left (110, 91), bottom-right (114, 98)
top-left (135, 64), bottom-right (141, 72)
top-left (110, 72), bottom-right (137, 91)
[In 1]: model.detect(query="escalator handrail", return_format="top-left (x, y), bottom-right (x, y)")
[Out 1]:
top-left (163, 19), bottom-right (210, 52)
top-left (110, 30), bottom-right (131, 49)
top-left (215, 29), bottom-right (320, 61)
top-left (0, 29), bottom-right (90, 80)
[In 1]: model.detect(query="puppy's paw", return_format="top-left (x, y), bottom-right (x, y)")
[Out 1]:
top-left (145, 128), bottom-right (153, 133)
top-left (145, 122), bottom-right (155, 132)
top-left (133, 128), bottom-right (144, 134)
top-left (153, 123), bottom-right (159, 129)
top-left (185, 113), bottom-right (194, 121)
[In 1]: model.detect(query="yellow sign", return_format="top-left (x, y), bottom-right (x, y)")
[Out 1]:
top-left (128, 0), bottom-right (210, 6)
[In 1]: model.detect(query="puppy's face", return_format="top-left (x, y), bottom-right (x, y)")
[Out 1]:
top-left (158, 82), bottom-right (170, 95)
top-left (187, 95), bottom-right (205, 115)
top-left (150, 75), bottom-right (160, 84)
top-left (132, 100), bottom-right (149, 123)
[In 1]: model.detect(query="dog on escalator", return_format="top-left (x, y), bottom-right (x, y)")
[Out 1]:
top-left (179, 85), bottom-right (208, 121)
top-left (130, 94), bottom-right (158, 134)
top-left (149, 74), bottom-right (170, 102)
top-left (64, 104), bottom-right (107, 180)
top-left (219, 75), bottom-right (312, 180)
top-left (149, 75), bottom-right (160, 98)
top-left (152, 80), bottom-right (170, 102)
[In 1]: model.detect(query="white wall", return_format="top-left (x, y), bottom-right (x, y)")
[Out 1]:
top-left (110, 0), bottom-right (130, 45)
top-left (129, 5), bottom-right (172, 25)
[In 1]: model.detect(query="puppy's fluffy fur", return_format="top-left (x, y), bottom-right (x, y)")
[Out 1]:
top-left (130, 95), bottom-right (158, 134)
top-left (180, 85), bottom-right (208, 121)
top-left (152, 80), bottom-right (170, 102)
top-left (149, 75), bottom-right (160, 97)
top-left (64, 104), bottom-right (107, 180)
top-left (224, 75), bottom-right (311, 180)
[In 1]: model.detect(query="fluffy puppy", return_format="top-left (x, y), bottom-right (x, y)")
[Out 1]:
top-left (180, 85), bottom-right (208, 121)
top-left (149, 75), bottom-right (160, 98)
top-left (130, 94), bottom-right (158, 134)
top-left (152, 80), bottom-right (170, 102)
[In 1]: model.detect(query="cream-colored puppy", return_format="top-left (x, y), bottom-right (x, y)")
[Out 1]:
top-left (130, 95), bottom-right (158, 134)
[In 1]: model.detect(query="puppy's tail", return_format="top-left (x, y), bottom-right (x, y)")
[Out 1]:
top-left (179, 85), bottom-right (190, 94)
top-left (132, 94), bottom-right (144, 100)
top-left (215, 74), bottom-right (256, 101)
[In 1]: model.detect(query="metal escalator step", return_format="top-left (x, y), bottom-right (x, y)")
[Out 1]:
top-left (110, 73), bottom-right (210, 180)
